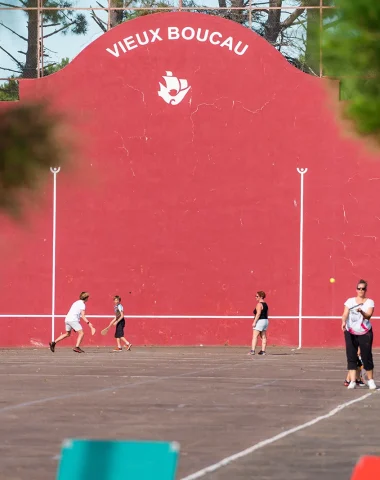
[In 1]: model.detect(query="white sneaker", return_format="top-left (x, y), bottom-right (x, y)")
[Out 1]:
top-left (347, 381), bottom-right (356, 389)
top-left (367, 379), bottom-right (377, 390)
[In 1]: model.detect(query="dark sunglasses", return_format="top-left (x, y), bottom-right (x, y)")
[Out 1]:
top-left (357, 287), bottom-right (366, 291)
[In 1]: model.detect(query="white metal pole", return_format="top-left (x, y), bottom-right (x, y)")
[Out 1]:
top-left (50, 167), bottom-right (60, 341)
top-left (296, 168), bottom-right (308, 350)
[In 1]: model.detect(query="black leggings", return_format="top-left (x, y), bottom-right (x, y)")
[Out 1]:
top-left (344, 329), bottom-right (374, 371)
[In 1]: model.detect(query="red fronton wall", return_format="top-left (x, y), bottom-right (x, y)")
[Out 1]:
top-left (1, 12), bottom-right (380, 348)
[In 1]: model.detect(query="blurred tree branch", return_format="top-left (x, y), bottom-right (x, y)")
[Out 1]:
top-left (323, 1), bottom-right (380, 147)
top-left (0, 103), bottom-right (67, 217)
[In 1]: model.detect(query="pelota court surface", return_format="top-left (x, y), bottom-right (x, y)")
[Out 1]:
top-left (0, 347), bottom-right (379, 480)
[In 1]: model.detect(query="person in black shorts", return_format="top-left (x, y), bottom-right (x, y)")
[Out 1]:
top-left (249, 291), bottom-right (269, 356)
top-left (107, 295), bottom-right (132, 352)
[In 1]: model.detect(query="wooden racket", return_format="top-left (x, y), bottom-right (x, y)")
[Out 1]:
top-left (101, 326), bottom-right (110, 336)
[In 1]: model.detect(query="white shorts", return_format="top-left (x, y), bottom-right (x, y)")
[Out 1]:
top-left (65, 320), bottom-right (83, 332)
top-left (253, 319), bottom-right (269, 332)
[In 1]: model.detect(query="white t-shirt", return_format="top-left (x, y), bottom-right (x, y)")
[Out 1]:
top-left (65, 300), bottom-right (86, 323)
top-left (344, 297), bottom-right (374, 335)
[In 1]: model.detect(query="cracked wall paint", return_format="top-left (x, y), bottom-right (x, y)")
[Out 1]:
top-left (1, 12), bottom-right (380, 348)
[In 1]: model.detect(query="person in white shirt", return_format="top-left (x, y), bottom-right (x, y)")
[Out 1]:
top-left (341, 279), bottom-right (376, 390)
top-left (49, 292), bottom-right (95, 354)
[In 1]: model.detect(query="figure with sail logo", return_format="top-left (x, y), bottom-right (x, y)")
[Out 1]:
top-left (158, 71), bottom-right (191, 105)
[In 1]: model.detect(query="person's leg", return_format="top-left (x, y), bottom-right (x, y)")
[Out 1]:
top-left (358, 330), bottom-right (375, 385)
top-left (123, 337), bottom-right (132, 350)
top-left (55, 331), bottom-right (71, 344)
top-left (114, 322), bottom-right (123, 350)
top-left (260, 331), bottom-right (267, 352)
top-left (345, 331), bottom-right (359, 386)
top-left (49, 326), bottom-right (71, 352)
top-left (251, 330), bottom-right (260, 353)
top-left (260, 321), bottom-right (268, 352)
top-left (75, 329), bottom-right (84, 348)
top-left (69, 322), bottom-right (85, 352)
top-left (119, 321), bottom-right (128, 348)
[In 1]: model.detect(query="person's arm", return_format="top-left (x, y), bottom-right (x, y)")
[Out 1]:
top-left (357, 306), bottom-right (374, 320)
top-left (108, 316), bottom-right (117, 327)
top-left (253, 303), bottom-right (262, 327)
top-left (109, 307), bottom-right (124, 326)
top-left (80, 310), bottom-right (94, 329)
top-left (341, 306), bottom-right (349, 332)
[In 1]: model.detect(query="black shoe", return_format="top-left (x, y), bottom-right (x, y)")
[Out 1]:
top-left (356, 379), bottom-right (366, 387)
top-left (73, 347), bottom-right (84, 353)
top-left (49, 342), bottom-right (56, 353)
top-left (258, 350), bottom-right (266, 355)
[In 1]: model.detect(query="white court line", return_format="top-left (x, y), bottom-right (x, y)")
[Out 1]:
top-left (0, 358), bottom-right (253, 367)
top-left (180, 392), bottom-right (375, 480)
top-left (2, 314), bottom-right (286, 319)
top-left (1, 314), bottom-right (380, 319)
top-left (0, 374), bottom-right (346, 382)
top-left (0, 360), bottom-right (247, 414)
top-left (249, 380), bottom-right (277, 389)
top-left (0, 359), bottom-right (347, 368)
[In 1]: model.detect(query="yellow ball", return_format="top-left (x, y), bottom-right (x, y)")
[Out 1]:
top-left (330, 278), bottom-right (336, 283)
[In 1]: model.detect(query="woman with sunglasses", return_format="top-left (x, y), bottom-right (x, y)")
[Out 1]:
top-left (341, 279), bottom-right (377, 390)
top-left (249, 291), bottom-right (269, 355)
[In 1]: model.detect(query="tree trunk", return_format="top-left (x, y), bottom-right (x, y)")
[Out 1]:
top-left (217, 0), bottom-right (246, 25)
top-left (23, 7), bottom-right (39, 78)
top-left (264, 0), bottom-right (282, 44)
top-left (109, 0), bottom-right (124, 28)
top-left (230, 0), bottom-right (246, 24)
top-left (304, 2), bottom-right (321, 75)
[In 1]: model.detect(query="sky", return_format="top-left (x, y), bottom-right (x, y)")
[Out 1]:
top-left (0, 4), bottom-right (107, 78)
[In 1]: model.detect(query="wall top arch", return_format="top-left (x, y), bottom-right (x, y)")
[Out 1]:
top-left (19, 11), bottom-right (317, 101)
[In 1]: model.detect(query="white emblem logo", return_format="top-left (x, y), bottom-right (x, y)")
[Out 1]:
top-left (158, 71), bottom-right (191, 105)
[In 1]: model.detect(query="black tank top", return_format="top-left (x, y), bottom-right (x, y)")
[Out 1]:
top-left (253, 302), bottom-right (269, 319)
